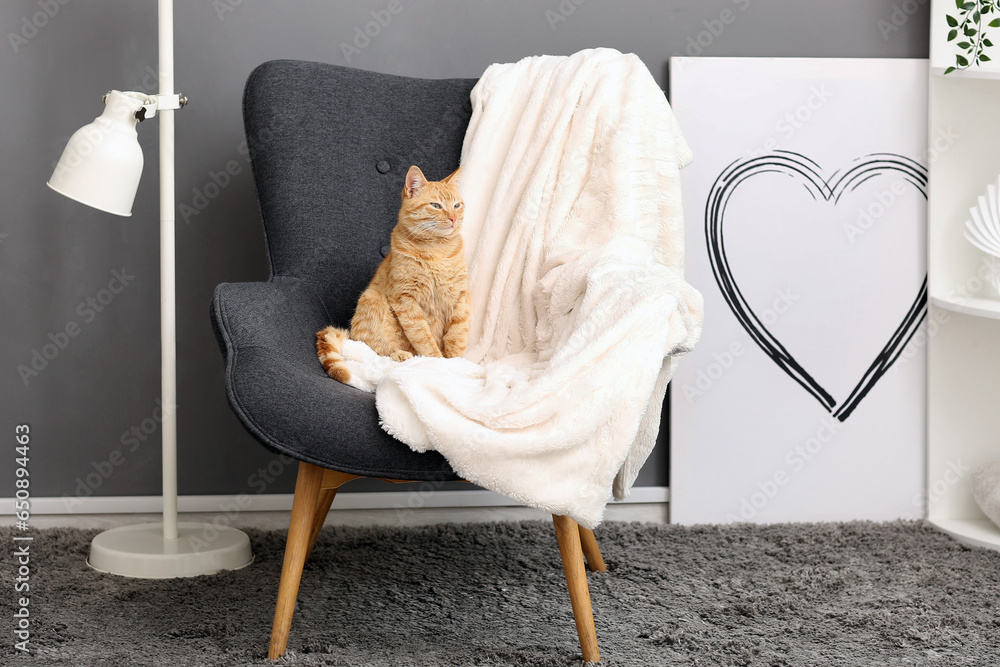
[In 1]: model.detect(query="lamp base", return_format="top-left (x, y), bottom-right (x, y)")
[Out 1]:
top-left (88, 521), bottom-right (253, 578)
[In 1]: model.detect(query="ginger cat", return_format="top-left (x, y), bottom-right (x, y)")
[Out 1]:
top-left (317, 165), bottom-right (470, 384)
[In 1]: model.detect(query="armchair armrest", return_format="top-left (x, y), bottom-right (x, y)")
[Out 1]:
top-left (211, 277), bottom-right (333, 366)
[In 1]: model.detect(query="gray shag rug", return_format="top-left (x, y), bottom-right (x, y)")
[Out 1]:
top-left (3, 520), bottom-right (1000, 666)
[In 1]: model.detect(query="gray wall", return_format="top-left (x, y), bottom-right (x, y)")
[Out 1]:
top-left (0, 1), bottom-right (929, 504)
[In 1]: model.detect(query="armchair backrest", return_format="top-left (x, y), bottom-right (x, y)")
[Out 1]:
top-left (242, 59), bottom-right (477, 325)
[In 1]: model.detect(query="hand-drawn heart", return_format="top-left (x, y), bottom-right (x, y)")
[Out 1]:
top-left (705, 151), bottom-right (927, 421)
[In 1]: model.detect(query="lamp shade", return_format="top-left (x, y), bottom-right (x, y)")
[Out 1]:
top-left (47, 90), bottom-right (145, 217)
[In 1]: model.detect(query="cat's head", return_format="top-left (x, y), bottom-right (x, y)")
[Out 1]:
top-left (398, 165), bottom-right (464, 240)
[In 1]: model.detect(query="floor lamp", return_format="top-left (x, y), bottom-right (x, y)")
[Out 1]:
top-left (46, 0), bottom-right (253, 578)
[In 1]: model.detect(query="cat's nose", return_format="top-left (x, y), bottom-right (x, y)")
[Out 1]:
top-left (448, 215), bottom-right (456, 223)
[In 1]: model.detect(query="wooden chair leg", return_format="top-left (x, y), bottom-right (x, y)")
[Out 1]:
top-left (268, 461), bottom-right (324, 660)
top-left (553, 515), bottom-right (600, 663)
top-left (578, 526), bottom-right (607, 572)
top-left (305, 488), bottom-right (338, 563)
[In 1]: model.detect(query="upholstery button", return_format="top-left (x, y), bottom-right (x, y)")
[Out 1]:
top-left (376, 160), bottom-right (391, 174)
top-left (381, 245), bottom-right (390, 257)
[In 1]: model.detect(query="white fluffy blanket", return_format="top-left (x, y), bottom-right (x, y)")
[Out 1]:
top-left (340, 48), bottom-right (703, 528)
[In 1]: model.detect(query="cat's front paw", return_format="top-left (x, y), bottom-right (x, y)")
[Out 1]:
top-left (390, 350), bottom-right (414, 362)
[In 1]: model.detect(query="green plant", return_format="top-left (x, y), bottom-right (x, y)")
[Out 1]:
top-left (945, 0), bottom-right (1000, 73)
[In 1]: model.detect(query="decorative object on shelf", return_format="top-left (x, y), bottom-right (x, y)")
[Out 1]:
top-left (944, 0), bottom-right (1000, 74)
top-left (970, 460), bottom-right (1000, 530)
top-left (961, 175), bottom-right (1000, 294)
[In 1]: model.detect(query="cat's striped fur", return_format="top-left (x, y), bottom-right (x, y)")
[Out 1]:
top-left (317, 165), bottom-right (469, 383)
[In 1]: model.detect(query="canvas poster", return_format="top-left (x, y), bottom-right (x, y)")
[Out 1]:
top-left (669, 58), bottom-right (930, 524)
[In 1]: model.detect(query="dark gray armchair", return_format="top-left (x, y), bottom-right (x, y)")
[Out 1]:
top-left (211, 60), bottom-right (606, 662)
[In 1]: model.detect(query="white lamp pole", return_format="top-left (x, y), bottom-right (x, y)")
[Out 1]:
top-left (47, 0), bottom-right (252, 578)
top-left (158, 0), bottom-right (179, 544)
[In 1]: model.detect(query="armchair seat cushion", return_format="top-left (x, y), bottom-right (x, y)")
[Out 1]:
top-left (212, 278), bottom-right (459, 481)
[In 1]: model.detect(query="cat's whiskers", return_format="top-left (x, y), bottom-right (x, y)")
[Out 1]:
top-left (408, 218), bottom-right (450, 239)
top-left (398, 216), bottom-right (433, 242)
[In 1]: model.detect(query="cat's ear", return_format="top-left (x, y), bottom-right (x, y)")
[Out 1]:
top-left (403, 166), bottom-right (428, 198)
top-left (443, 166), bottom-right (462, 185)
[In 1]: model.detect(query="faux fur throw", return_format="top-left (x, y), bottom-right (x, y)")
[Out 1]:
top-left (340, 48), bottom-right (703, 528)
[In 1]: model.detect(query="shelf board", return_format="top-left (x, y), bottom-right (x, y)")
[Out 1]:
top-left (931, 66), bottom-right (1000, 80)
top-left (929, 517), bottom-right (1000, 552)
top-left (929, 293), bottom-right (1000, 319)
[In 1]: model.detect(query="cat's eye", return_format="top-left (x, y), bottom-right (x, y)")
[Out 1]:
top-left (429, 203), bottom-right (442, 209)
top-left (454, 203), bottom-right (462, 209)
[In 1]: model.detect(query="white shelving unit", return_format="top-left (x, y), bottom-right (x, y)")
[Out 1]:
top-left (928, 0), bottom-right (1000, 551)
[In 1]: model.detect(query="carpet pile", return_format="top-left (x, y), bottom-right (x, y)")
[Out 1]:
top-left (2, 520), bottom-right (999, 666)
